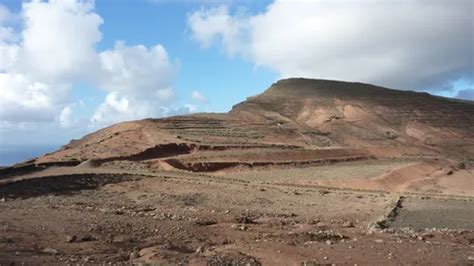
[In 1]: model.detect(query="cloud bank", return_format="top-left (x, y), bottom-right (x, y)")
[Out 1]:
top-left (188, 0), bottom-right (473, 95)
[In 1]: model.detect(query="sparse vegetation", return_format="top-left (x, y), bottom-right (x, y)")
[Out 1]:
top-left (1, 79), bottom-right (473, 264)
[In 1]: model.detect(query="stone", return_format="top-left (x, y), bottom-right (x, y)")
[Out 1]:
top-left (319, 190), bottom-right (330, 195)
top-left (230, 224), bottom-right (248, 231)
top-left (66, 235), bottom-right (77, 243)
top-left (130, 250), bottom-right (140, 260)
top-left (342, 221), bottom-right (354, 228)
top-left (80, 235), bottom-right (96, 242)
top-left (43, 247), bottom-right (59, 254)
top-left (374, 239), bottom-right (384, 243)
top-left (195, 245), bottom-right (204, 253)
top-left (112, 235), bottom-right (132, 243)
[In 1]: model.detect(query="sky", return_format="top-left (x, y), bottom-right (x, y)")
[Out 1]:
top-left (0, 0), bottom-right (473, 164)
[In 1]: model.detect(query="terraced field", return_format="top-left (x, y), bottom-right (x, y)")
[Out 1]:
top-left (1, 78), bottom-right (473, 265)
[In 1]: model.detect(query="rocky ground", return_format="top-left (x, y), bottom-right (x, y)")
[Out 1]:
top-left (1, 78), bottom-right (473, 265)
top-left (0, 162), bottom-right (473, 265)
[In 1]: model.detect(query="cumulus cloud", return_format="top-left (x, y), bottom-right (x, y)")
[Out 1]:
top-left (91, 93), bottom-right (196, 128)
top-left (19, 0), bottom-right (102, 82)
top-left (188, 0), bottom-right (473, 93)
top-left (191, 90), bottom-right (208, 103)
top-left (0, 0), bottom-right (102, 125)
top-left (90, 92), bottom-right (151, 127)
top-left (0, 73), bottom-right (68, 122)
top-left (188, 6), bottom-right (250, 56)
top-left (168, 104), bottom-right (197, 116)
top-left (89, 41), bottom-right (177, 127)
top-left (98, 41), bottom-right (175, 98)
top-left (0, 0), bottom-right (179, 131)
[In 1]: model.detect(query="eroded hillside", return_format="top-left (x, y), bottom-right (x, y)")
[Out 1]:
top-left (18, 79), bottom-right (469, 170)
top-left (1, 79), bottom-right (473, 265)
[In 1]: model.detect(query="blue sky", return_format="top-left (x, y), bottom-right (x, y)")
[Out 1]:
top-left (94, 0), bottom-right (276, 113)
top-left (0, 0), bottom-right (472, 164)
top-left (2, 0), bottom-right (276, 117)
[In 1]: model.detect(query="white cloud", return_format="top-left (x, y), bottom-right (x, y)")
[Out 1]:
top-left (90, 41), bottom-right (177, 127)
top-left (192, 90), bottom-right (208, 103)
top-left (98, 41), bottom-right (175, 99)
top-left (18, 0), bottom-right (102, 82)
top-left (0, 73), bottom-right (68, 122)
top-left (0, 1), bottom-right (179, 132)
top-left (90, 92), bottom-right (150, 127)
top-left (187, 5), bottom-right (250, 56)
top-left (183, 104), bottom-right (197, 113)
top-left (90, 93), bottom-right (196, 128)
top-left (163, 104), bottom-right (197, 117)
top-left (59, 106), bottom-right (73, 128)
top-left (0, 1), bottom-right (101, 125)
top-left (0, 38), bottom-right (19, 71)
top-left (188, 0), bottom-right (473, 92)
top-left (0, 26), bottom-right (16, 43)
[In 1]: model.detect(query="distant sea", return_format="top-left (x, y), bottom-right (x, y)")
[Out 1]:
top-left (0, 145), bottom-right (59, 167)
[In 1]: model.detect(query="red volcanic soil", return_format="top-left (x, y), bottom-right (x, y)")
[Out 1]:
top-left (0, 78), bottom-right (473, 265)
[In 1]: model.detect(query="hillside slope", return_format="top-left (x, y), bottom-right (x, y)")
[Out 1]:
top-left (230, 78), bottom-right (474, 158)
top-left (1, 78), bottom-right (473, 265)
top-left (32, 78), bottom-right (474, 165)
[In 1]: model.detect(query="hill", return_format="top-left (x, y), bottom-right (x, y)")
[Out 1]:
top-left (1, 78), bottom-right (473, 265)
top-left (31, 78), bottom-right (473, 166)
